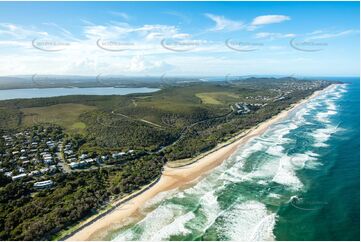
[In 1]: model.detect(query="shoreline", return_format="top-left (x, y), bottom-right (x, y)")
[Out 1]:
top-left (66, 85), bottom-right (335, 241)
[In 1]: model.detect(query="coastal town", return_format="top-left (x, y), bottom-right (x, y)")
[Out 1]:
top-left (0, 125), bottom-right (137, 189)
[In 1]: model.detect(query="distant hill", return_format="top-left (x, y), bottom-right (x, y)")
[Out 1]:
top-left (0, 75), bottom-right (202, 89)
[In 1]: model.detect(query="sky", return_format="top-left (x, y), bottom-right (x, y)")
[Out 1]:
top-left (0, 1), bottom-right (359, 77)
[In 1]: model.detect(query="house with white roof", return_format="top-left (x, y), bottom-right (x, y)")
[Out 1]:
top-left (34, 180), bottom-right (53, 189)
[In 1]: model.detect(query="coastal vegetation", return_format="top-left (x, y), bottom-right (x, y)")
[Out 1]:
top-left (0, 155), bottom-right (165, 240)
top-left (0, 77), bottom-right (333, 240)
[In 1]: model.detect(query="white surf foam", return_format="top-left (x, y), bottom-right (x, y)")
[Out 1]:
top-left (217, 201), bottom-right (276, 241)
top-left (148, 211), bottom-right (195, 240)
top-left (267, 193), bottom-right (281, 199)
top-left (272, 156), bottom-right (303, 190)
top-left (114, 203), bottom-right (186, 241)
top-left (312, 124), bottom-right (339, 147)
top-left (315, 110), bottom-right (337, 123)
top-left (266, 145), bottom-right (284, 157)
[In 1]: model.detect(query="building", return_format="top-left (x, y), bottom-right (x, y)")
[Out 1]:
top-left (79, 154), bottom-right (88, 160)
top-left (34, 180), bottom-right (53, 189)
top-left (64, 150), bottom-right (73, 155)
top-left (67, 158), bottom-right (77, 163)
top-left (69, 162), bottom-right (79, 169)
top-left (19, 156), bottom-right (27, 160)
top-left (234, 102), bottom-right (251, 115)
top-left (85, 158), bottom-right (94, 164)
top-left (69, 161), bottom-right (88, 169)
top-left (29, 170), bottom-right (41, 176)
top-left (18, 167), bottom-right (25, 173)
top-left (12, 173), bottom-right (27, 181)
top-left (40, 167), bottom-right (49, 174)
top-left (5, 171), bottom-right (13, 177)
top-left (112, 152), bottom-right (126, 159)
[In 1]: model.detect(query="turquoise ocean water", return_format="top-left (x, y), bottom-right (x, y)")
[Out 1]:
top-left (109, 77), bottom-right (359, 241)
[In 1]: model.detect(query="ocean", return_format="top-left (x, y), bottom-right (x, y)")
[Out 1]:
top-left (109, 77), bottom-right (360, 241)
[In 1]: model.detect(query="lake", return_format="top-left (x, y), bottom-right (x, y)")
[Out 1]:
top-left (0, 87), bottom-right (160, 100)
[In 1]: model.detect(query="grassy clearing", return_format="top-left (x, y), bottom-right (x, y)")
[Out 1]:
top-left (71, 122), bottom-right (87, 130)
top-left (21, 103), bottom-right (97, 133)
top-left (195, 92), bottom-right (240, 105)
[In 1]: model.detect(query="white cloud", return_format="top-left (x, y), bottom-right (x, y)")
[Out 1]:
top-left (163, 11), bottom-right (191, 24)
top-left (42, 22), bottom-right (77, 40)
top-left (307, 29), bottom-right (358, 40)
top-left (255, 32), bottom-right (296, 40)
top-left (0, 40), bottom-right (30, 48)
top-left (128, 55), bottom-right (145, 72)
top-left (83, 23), bottom-right (182, 41)
top-left (251, 15), bottom-right (290, 26)
top-left (139, 25), bottom-right (179, 40)
top-left (109, 11), bottom-right (130, 20)
top-left (205, 13), bottom-right (244, 32)
top-left (83, 23), bottom-right (131, 39)
top-left (0, 23), bottom-right (48, 39)
top-left (171, 33), bottom-right (192, 39)
top-left (127, 55), bottom-right (173, 73)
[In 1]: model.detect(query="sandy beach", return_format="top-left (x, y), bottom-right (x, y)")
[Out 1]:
top-left (66, 85), bottom-right (334, 241)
